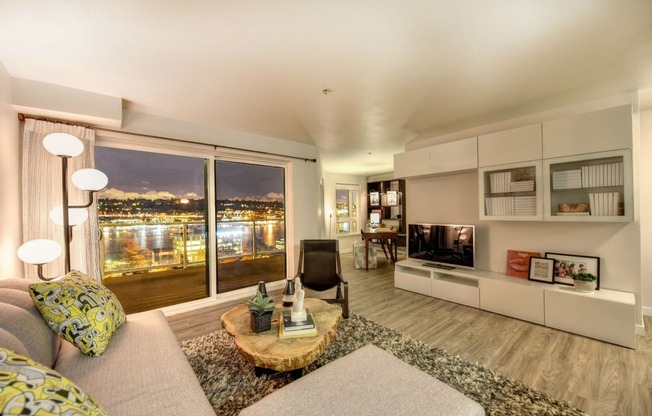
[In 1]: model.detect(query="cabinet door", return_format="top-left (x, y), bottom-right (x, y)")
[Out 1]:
top-left (479, 160), bottom-right (543, 221)
top-left (544, 288), bottom-right (635, 348)
top-left (542, 105), bottom-right (632, 158)
top-left (479, 279), bottom-right (544, 325)
top-left (429, 137), bottom-right (477, 174)
top-left (478, 124), bottom-right (542, 167)
top-left (394, 149), bottom-right (430, 179)
top-left (543, 149), bottom-right (633, 222)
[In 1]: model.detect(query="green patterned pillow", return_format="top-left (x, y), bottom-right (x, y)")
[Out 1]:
top-left (29, 270), bottom-right (126, 357)
top-left (0, 347), bottom-right (107, 415)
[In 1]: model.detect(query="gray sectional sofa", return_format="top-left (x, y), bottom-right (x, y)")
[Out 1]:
top-left (0, 278), bottom-right (214, 415)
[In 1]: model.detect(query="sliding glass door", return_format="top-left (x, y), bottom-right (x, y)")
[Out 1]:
top-left (95, 145), bottom-right (289, 309)
top-left (215, 160), bottom-right (286, 293)
top-left (95, 146), bottom-right (208, 313)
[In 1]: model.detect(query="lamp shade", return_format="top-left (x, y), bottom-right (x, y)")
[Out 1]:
top-left (49, 205), bottom-right (89, 226)
top-left (71, 168), bottom-right (108, 191)
top-left (43, 133), bottom-right (84, 157)
top-left (17, 239), bottom-right (62, 265)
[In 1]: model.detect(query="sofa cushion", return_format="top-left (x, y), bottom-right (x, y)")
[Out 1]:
top-left (0, 347), bottom-right (107, 416)
top-left (240, 344), bottom-right (485, 416)
top-left (0, 286), bottom-right (60, 367)
top-left (54, 310), bottom-right (214, 416)
top-left (0, 278), bottom-right (31, 291)
top-left (29, 270), bottom-right (126, 357)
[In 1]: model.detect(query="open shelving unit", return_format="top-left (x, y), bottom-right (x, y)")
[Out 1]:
top-left (479, 160), bottom-right (543, 220)
top-left (543, 149), bottom-right (632, 222)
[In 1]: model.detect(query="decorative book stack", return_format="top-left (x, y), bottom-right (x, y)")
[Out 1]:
top-left (552, 169), bottom-right (582, 189)
top-left (279, 309), bottom-right (317, 338)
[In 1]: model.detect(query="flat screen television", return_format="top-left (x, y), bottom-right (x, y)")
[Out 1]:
top-left (407, 223), bottom-right (475, 270)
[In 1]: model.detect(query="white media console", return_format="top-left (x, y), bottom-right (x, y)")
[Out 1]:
top-left (394, 259), bottom-right (636, 348)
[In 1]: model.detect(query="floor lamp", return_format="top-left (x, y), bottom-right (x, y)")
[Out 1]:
top-left (17, 132), bottom-right (108, 281)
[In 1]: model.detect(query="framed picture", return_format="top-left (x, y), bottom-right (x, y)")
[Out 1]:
top-left (506, 249), bottom-right (541, 279)
top-left (386, 190), bottom-right (398, 206)
top-left (369, 191), bottom-right (380, 206)
top-left (545, 252), bottom-right (600, 289)
top-left (528, 257), bottom-right (555, 284)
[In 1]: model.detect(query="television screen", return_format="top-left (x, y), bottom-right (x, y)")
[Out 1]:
top-left (408, 223), bottom-right (475, 269)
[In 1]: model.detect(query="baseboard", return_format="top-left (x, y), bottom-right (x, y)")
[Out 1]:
top-left (643, 305), bottom-right (652, 317)
top-left (636, 322), bottom-right (646, 336)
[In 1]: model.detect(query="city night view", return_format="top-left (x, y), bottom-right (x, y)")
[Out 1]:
top-left (95, 146), bottom-right (286, 283)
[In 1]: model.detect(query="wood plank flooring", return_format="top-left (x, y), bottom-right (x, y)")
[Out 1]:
top-left (167, 252), bottom-right (652, 416)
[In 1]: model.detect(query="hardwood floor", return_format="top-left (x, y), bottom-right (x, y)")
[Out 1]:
top-left (167, 252), bottom-right (652, 416)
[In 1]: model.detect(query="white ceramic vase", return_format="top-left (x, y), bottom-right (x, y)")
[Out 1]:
top-left (573, 279), bottom-right (596, 292)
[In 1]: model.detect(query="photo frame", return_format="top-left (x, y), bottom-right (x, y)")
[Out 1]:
top-left (386, 190), bottom-right (398, 206)
top-left (369, 191), bottom-right (380, 206)
top-left (527, 257), bottom-right (555, 284)
top-left (506, 249), bottom-right (541, 279)
top-left (545, 252), bottom-right (600, 289)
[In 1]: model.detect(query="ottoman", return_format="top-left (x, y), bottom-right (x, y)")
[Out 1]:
top-left (239, 344), bottom-right (485, 416)
top-left (353, 240), bottom-right (377, 269)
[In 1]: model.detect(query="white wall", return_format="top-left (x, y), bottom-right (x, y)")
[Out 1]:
top-left (323, 172), bottom-right (368, 253)
top-left (12, 78), bottom-right (122, 127)
top-left (0, 62), bottom-right (22, 279)
top-left (640, 108), bottom-right (652, 316)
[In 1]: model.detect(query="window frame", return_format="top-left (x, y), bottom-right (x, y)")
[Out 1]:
top-left (335, 183), bottom-right (360, 237)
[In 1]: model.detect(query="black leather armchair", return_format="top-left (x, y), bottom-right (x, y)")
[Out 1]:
top-left (295, 239), bottom-right (349, 318)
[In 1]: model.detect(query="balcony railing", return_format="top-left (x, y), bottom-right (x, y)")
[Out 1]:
top-left (100, 219), bottom-right (285, 277)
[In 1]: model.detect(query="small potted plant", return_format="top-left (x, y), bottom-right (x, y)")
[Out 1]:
top-left (246, 291), bottom-right (276, 333)
top-left (572, 272), bottom-right (597, 292)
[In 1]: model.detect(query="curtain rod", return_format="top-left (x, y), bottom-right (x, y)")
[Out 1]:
top-left (17, 113), bottom-right (317, 163)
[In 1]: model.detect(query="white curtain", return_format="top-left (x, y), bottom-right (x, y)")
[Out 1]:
top-left (21, 119), bottom-right (102, 281)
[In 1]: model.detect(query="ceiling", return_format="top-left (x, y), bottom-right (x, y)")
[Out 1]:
top-left (1, 1), bottom-right (651, 175)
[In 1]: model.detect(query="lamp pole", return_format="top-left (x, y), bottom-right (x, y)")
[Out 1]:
top-left (59, 155), bottom-right (72, 273)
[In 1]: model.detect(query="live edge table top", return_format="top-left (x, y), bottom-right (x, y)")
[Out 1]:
top-left (221, 298), bottom-right (341, 372)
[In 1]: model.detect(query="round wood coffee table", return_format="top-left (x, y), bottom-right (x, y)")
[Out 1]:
top-left (221, 298), bottom-right (341, 377)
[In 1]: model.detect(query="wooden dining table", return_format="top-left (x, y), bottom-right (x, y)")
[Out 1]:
top-left (360, 229), bottom-right (398, 271)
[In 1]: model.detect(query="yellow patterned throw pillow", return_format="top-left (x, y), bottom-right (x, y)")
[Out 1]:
top-left (29, 270), bottom-right (126, 357)
top-left (0, 347), bottom-right (108, 415)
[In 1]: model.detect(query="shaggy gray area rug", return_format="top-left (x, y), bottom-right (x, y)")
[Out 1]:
top-left (180, 314), bottom-right (585, 416)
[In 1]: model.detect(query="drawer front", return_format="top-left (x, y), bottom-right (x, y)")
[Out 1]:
top-left (545, 290), bottom-right (635, 348)
top-left (480, 279), bottom-right (544, 325)
top-left (431, 279), bottom-right (479, 308)
top-left (394, 271), bottom-right (431, 296)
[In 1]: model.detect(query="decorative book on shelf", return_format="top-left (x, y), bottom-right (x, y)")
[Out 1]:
top-left (279, 309), bottom-right (317, 338)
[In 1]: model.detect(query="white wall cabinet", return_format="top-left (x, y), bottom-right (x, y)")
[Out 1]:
top-left (394, 137), bottom-right (477, 179)
top-left (394, 148), bottom-right (430, 179)
top-left (429, 137), bottom-right (478, 174)
top-left (478, 124), bottom-right (542, 167)
top-left (543, 149), bottom-right (633, 222)
top-left (394, 259), bottom-right (636, 348)
top-left (478, 160), bottom-right (543, 221)
top-left (542, 104), bottom-right (633, 159)
top-left (394, 105), bottom-right (634, 222)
